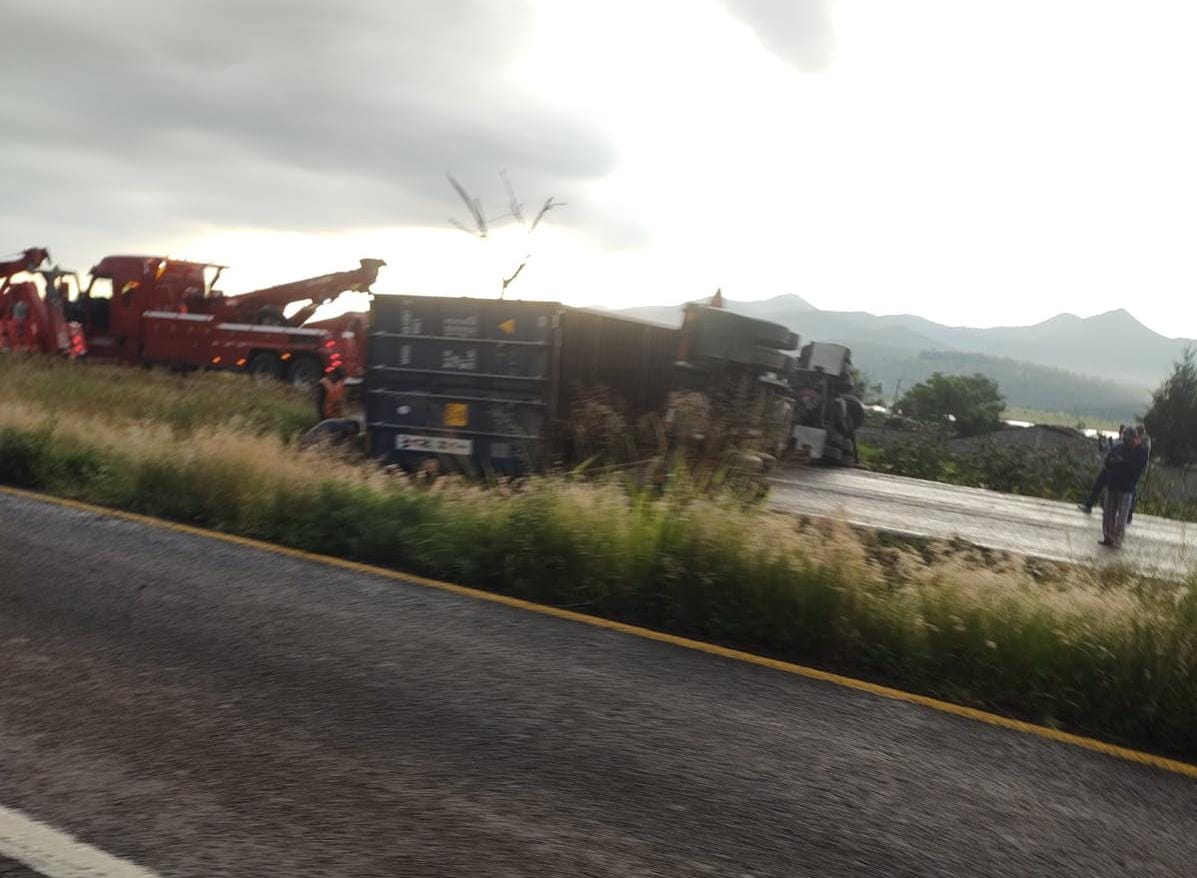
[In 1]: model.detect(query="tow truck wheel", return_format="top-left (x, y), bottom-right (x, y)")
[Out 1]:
top-left (248, 353), bottom-right (284, 382)
top-left (287, 356), bottom-right (323, 390)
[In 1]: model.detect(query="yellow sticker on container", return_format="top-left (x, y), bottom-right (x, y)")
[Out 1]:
top-left (498, 319), bottom-right (516, 335)
top-left (443, 402), bottom-right (469, 427)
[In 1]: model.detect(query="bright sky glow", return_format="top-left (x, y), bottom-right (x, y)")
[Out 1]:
top-left (18, 1), bottom-right (1197, 336)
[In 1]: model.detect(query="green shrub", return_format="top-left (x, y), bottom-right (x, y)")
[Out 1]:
top-left (0, 425), bottom-right (51, 487)
top-left (871, 429), bottom-right (953, 480)
top-left (952, 444), bottom-right (1092, 500)
top-left (872, 427), bottom-right (1197, 522)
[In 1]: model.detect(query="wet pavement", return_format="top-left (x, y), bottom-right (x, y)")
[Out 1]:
top-left (770, 467), bottom-right (1196, 578)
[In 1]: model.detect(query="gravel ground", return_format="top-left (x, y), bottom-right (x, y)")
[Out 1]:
top-left (0, 491), bottom-right (1194, 877)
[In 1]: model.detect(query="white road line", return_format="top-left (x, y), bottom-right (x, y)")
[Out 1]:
top-left (0, 805), bottom-right (161, 878)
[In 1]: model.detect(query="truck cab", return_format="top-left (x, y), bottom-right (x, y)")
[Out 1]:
top-left (64, 254), bottom-right (379, 387)
top-left (789, 343), bottom-right (864, 465)
top-left (72, 256), bottom-right (220, 363)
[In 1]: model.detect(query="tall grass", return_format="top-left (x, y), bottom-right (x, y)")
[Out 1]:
top-left (2, 356), bottom-right (1196, 759)
top-left (0, 355), bottom-right (314, 437)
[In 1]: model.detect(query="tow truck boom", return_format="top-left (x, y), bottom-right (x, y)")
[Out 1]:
top-left (0, 247), bottom-right (50, 281)
top-left (0, 247), bottom-right (85, 357)
top-left (211, 258), bottom-right (386, 327)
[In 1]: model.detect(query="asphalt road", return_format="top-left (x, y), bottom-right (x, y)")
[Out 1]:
top-left (771, 467), bottom-right (1197, 577)
top-left (1, 491), bottom-right (1194, 877)
top-left (0, 857), bottom-right (38, 878)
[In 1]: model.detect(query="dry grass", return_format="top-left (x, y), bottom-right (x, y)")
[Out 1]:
top-left (2, 354), bottom-right (1195, 758)
top-left (0, 354), bottom-right (313, 437)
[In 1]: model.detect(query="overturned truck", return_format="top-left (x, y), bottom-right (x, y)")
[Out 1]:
top-left (365, 296), bottom-right (799, 474)
top-left (789, 342), bottom-right (865, 465)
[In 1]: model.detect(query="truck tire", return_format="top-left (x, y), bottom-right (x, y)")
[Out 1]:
top-left (248, 352), bottom-right (284, 382)
top-left (288, 356), bottom-right (323, 390)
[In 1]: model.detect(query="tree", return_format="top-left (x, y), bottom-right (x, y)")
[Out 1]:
top-left (848, 368), bottom-right (885, 406)
top-left (896, 372), bottom-right (1005, 437)
top-left (1143, 346), bottom-right (1197, 467)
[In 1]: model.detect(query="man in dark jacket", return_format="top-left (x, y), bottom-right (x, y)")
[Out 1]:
top-left (1100, 427), bottom-right (1149, 549)
top-left (1078, 466), bottom-right (1108, 515)
top-left (1126, 425), bottom-right (1151, 526)
top-left (1079, 425), bottom-right (1128, 514)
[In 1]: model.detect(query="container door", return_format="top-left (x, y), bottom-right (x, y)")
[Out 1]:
top-left (365, 296), bottom-right (562, 474)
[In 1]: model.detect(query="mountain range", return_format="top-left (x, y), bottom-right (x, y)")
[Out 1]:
top-left (614, 295), bottom-right (1192, 421)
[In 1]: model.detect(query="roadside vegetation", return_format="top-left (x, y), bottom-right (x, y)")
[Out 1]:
top-left (895, 372), bottom-right (1006, 437)
top-left (872, 351), bottom-right (1197, 522)
top-left (873, 349), bottom-right (1149, 424)
top-left (0, 355), bottom-right (312, 437)
top-left (865, 430), bottom-right (1197, 522)
top-left (866, 428), bottom-right (1092, 496)
top-left (2, 355), bottom-right (1195, 760)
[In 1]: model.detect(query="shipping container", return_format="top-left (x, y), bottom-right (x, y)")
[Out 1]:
top-left (367, 296), bottom-right (557, 473)
top-left (367, 296), bottom-right (682, 473)
top-left (366, 295), bottom-right (799, 474)
top-left (556, 306), bottom-right (680, 433)
top-left (789, 342), bottom-right (862, 465)
top-left (677, 303), bottom-right (799, 374)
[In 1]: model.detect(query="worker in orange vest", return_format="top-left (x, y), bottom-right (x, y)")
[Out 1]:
top-left (315, 367), bottom-right (347, 421)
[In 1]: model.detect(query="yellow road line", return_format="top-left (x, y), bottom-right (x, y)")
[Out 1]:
top-left (3, 483), bottom-right (1196, 782)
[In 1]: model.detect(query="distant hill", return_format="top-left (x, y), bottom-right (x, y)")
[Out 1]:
top-left (874, 351), bottom-right (1148, 422)
top-left (613, 295), bottom-right (1178, 421)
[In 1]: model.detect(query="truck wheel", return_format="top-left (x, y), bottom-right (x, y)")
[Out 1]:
top-left (248, 353), bottom-right (284, 382)
top-left (288, 356), bottom-right (323, 390)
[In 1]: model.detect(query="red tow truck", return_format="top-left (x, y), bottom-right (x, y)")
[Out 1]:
top-left (66, 255), bottom-right (384, 386)
top-left (305, 309), bottom-right (370, 359)
top-left (0, 247), bottom-right (87, 357)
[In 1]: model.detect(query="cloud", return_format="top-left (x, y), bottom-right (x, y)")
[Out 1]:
top-left (0, 0), bottom-right (621, 261)
top-left (723, 0), bottom-right (835, 72)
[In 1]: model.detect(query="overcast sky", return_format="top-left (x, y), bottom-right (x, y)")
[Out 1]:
top-left (3, 0), bottom-right (1196, 336)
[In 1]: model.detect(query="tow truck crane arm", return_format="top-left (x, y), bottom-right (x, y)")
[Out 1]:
top-left (212, 258), bottom-right (386, 326)
top-left (0, 247), bottom-right (85, 357)
top-left (0, 247), bottom-right (50, 283)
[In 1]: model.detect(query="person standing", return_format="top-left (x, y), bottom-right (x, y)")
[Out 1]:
top-left (1127, 425), bottom-right (1151, 526)
top-left (1100, 427), bottom-right (1148, 549)
top-left (1079, 435), bottom-right (1117, 514)
top-left (315, 367), bottom-right (347, 421)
